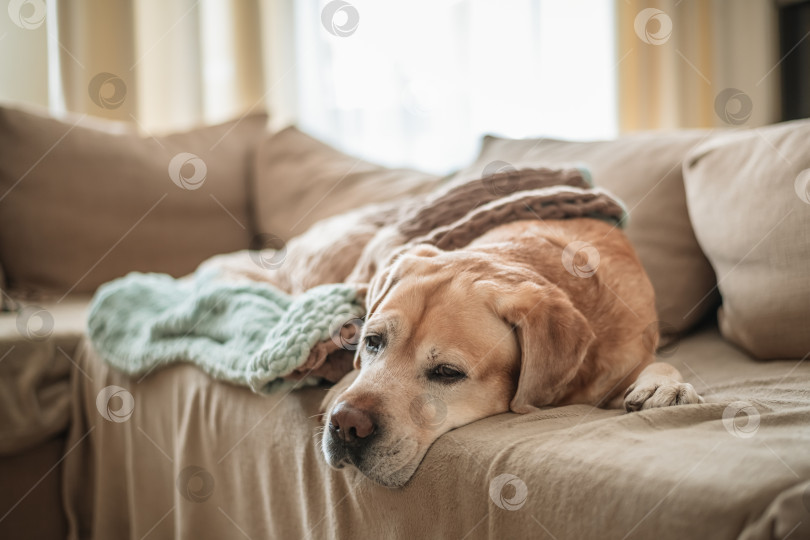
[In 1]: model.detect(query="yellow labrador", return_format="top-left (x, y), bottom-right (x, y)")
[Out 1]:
top-left (321, 218), bottom-right (703, 487)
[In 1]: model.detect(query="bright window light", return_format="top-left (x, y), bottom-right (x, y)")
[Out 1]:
top-left (295, 0), bottom-right (617, 174)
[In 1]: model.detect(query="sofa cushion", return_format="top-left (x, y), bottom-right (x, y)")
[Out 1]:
top-left (448, 131), bottom-right (719, 335)
top-left (253, 127), bottom-right (441, 241)
top-left (0, 105), bottom-right (267, 298)
top-left (684, 119), bottom-right (810, 359)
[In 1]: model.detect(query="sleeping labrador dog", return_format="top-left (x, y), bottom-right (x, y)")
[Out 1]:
top-left (321, 218), bottom-right (703, 487)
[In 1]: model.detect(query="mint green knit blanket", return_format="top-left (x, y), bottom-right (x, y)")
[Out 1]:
top-left (87, 267), bottom-right (364, 393)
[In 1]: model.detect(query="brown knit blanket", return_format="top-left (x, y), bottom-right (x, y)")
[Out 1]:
top-left (345, 167), bottom-right (627, 284)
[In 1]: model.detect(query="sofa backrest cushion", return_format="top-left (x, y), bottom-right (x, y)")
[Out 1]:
top-left (252, 127), bottom-right (441, 241)
top-left (684, 119), bottom-right (810, 359)
top-left (0, 105), bottom-right (267, 298)
top-left (448, 131), bottom-right (719, 336)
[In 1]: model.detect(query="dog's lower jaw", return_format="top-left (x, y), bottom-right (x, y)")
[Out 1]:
top-left (346, 458), bottom-right (420, 489)
top-left (321, 435), bottom-right (424, 489)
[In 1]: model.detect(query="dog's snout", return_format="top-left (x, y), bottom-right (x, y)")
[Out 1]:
top-left (330, 402), bottom-right (376, 444)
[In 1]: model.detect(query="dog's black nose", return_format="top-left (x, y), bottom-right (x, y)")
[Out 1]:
top-left (329, 402), bottom-right (376, 444)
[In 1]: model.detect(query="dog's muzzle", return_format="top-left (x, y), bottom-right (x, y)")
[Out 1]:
top-left (325, 401), bottom-right (378, 466)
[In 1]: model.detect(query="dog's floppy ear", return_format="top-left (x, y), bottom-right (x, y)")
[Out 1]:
top-left (486, 278), bottom-right (595, 413)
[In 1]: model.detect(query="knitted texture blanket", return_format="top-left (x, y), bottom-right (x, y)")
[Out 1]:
top-left (88, 166), bottom-right (627, 392)
top-left (87, 267), bottom-right (364, 393)
top-left (406, 170), bottom-right (628, 250)
top-left (346, 167), bottom-right (628, 284)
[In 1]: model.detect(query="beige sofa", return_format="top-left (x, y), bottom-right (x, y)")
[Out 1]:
top-left (1, 105), bottom-right (808, 539)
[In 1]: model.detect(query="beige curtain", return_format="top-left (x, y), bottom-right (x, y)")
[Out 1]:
top-left (1, 1), bottom-right (783, 134)
top-left (617, 0), bottom-right (781, 131)
top-left (50, 0), bottom-right (292, 133)
top-left (0, 0), bottom-right (50, 108)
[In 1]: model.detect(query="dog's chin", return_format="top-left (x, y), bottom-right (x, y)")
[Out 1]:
top-left (356, 458), bottom-right (420, 488)
top-left (321, 436), bottom-right (425, 488)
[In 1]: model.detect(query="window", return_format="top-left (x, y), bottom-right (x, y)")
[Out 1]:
top-left (295, 0), bottom-right (617, 174)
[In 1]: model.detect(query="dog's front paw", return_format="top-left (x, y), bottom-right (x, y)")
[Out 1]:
top-left (624, 379), bottom-right (704, 412)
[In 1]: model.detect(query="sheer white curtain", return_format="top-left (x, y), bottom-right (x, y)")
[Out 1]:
top-left (293, 0), bottom-right (618, 174)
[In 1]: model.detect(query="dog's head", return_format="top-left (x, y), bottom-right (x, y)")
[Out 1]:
top-left (321, 243), bottom-right (594, 487)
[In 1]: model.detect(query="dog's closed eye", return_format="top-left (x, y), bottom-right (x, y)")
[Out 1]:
top-left (427, 364), bottom-right (467, 383)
